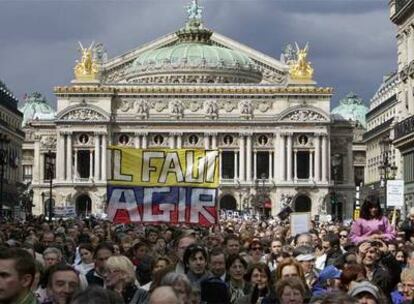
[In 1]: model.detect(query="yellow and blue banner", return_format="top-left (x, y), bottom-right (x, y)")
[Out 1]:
top-left (106, 147), bottom-right (219, 226)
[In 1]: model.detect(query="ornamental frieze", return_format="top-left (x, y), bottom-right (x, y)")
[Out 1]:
top-left (256, 101), bottom-right (272, 113)
top-left (239, 100), bottom-right (253, 118)
top-left (154, 100), bottom-right (169, 112)
top-left (169, 100), bottom-right (184, 119)
top-left (61, 109), bottom-right (106, 121)
top-left (182, 100), bottom-right (203, 112)
top-left (282, 110), bottom-right (326, 122)
top-left (204, 100), bottom-right (219, 119)
top-left (40, 135), bottom-right (57, 148)
top-left (218, 100), bottom-right (237, 112)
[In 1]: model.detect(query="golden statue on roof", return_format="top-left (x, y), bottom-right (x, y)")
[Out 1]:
top-left (288, 43), bottom-right (314, 81)
top-left (74, 42), bottom-right (99, 81)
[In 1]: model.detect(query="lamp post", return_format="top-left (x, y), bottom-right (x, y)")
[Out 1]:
top-left (45, 150), bottom-right (55, 222)
top-left (254, 173), bottom-right (269, 218)
top-left (0, 134), bottom-right (10, 217)
top-left (379, 137), bottom-right (397, 211)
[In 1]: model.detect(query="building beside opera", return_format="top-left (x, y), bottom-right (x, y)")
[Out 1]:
top-left (21, 2), bottom-right (357, 220)
top-left (389, 0), bottom-right (414, 210)
top-left (0, 81), bottom-right (24, 215)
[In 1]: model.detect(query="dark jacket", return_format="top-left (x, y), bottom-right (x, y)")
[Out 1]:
top-left (85, 268), bottom-right (104, 287)
top-left (401, 218), bottom-right (414, 241)
top-left (122, 283), bottom-right (149, 304)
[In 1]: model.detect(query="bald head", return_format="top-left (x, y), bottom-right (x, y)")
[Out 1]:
top-left (149, 286), bottom-right (179, 304)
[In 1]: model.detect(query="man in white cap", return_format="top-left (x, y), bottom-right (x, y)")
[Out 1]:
top-left (348, 280), bottom-right (380, 304)
top-left (401, 207), bottom-right (414, 242)
top-left (293, 245), bottom-right (318, 288)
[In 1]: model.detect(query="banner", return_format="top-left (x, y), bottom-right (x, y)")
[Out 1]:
top-left (107, 148), bottom-right (219, 226)
top-left (54, 206), bottom-right (76, 218)
top-left (387, 179), bottom-right (404, 208)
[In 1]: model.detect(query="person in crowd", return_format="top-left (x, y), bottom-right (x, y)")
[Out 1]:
top-left (130, 240), bottom-right (152, 286)
top-left (274, 277), bottom-right (306, 304)
top-left (266, 238), bottom-right (284, 271)
top-left (296, 233), bottom-right (313, 247)
top-left (236, 263), bottom-right (272, 304)
top-left (311, 265), bottom-right (342, 297)
top-left (225, 234), bottom-right (241, 256)
top-left (338, 229), bottom-right (350, 252)
top-left (86, 242), bottom-right (114, 287)
top-left (175, 234), bottom-right (196, 274)
top-left (209, 247), bottom-right (227, 281)
top-left (315, 234), bottom-right (342, 271)
top-left (401, 207), bottom-right (414, 242)
top-left (160, 272), bottom-right (192, 304)
top-left (73, 243), bottom-right (94, 276)
top-left (149, 286), bottom-right (179, 304)
top-left (226, 254), bottom-right (250, 304)
top-left (141, 256), bottom-right (172, 291)
top-left (400, 267), bottom-right (414, 304)
top-left (293, 245), bottom-right (318, 289)
top-left (70, 286), bottom-right (124, 304)
top-left (45, 264), bottom-right (80, 304)
top-left (43, 247), bottom-right (63, 269)
top-left (104, 255), bottom-right (148, 304)
top-left (0, 247), bottom-right (38, 304)
top-left (339, 264), bottom-right (366, 292)
top-left (41, 232), bottom-right (55, 252)
top-left (183, 243), bottom-right (211, 289)
top-left (396, 250), bottom-right (408, 269)
top-left (248, 240), bottom-right (265, 264)
top-left (347, 280), bottom-right (380, 304)
top-left (349, 196), bottom-right (396, 244)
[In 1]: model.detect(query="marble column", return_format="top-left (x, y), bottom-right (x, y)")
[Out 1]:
top-left (294, 149), bottom-right (298, 181)
top-left (269, 150), bottom-right (273, 180)
top-left (176, 133), bottom-right (182, 149)
top-left (101, 134), bottom-right (107, 181)
top-left (141, 133), bottom-right (148, 149)
top-left (134, 133), bottom-right (141, 149)
top-left (66, 132), bottom-right (72, 181)
top-left (34, 140), bottom-right (40, 182)
top-left (280, 133), bottom-right (286, 181)
top-left (219, 151), bottom-right (223, 179)
top-left (56, 132), bottom-right (65, 181)
top-left (89, 150), bottom-right (93, 179)
top-left (169, 134), bottom-right (175, 149)
top-left (39, 152), bottom-right (45, 182)
top-left (314, 134), bottom-right (321, 182)
top-left (239, 135), bottom-right (245, 181)
top-left (253, 150), bottom-right (257, 180)
top-left (246, 134), bottom-right (252, 182)
top-left (211, 134), bottom-right (217, 149)
top-left (287, 133), bottom-right (292, 182)
top-left (322, 134), bottom-right (328, 182)
top-left (273, 133), bottom-right (278, 181)
top-left (74, 149), bottom-right (78, 179)
top-left (94, 133), bottom-right (100, 181)
top-left (204, 134), bottom-right (210, 149)
top-left (309, 151), bottom-right (313, 180)
top-left (234, 151), bottom-right (238, 180)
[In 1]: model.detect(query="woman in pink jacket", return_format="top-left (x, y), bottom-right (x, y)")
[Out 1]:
top-left (349, 196), bottom-right (396, 244)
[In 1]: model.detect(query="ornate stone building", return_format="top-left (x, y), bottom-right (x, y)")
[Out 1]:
top-left (0, 81), bottom-right (24, 215)
top-left (390, 0), bottom-right (414, 209)
top-left (21, 2), bottom-right (355, 219)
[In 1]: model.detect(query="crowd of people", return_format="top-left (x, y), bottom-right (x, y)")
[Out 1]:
top-left (1, 194), bottom-right (414, 304)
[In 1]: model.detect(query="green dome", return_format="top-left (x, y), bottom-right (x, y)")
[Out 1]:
top-left (19, 92), bottom-right (55, 127)
top-left (331, 92), bottom-right (368, 128)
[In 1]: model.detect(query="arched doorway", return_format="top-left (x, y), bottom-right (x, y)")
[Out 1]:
top-left (220, 195), bottom-right (237, 210)
top-left (294, 195), bottom-right (311, 212)
top-left (76, 194), bottom-right (92, 217)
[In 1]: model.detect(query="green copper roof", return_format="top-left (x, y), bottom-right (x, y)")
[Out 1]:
top-left (331, 92), bottom-right (368, 128)
top-left (19, 92), bottom-right (55, 127)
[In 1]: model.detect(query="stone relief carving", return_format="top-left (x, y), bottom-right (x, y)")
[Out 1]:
top-left (239, 100), bottom-right (253, 119)
top-left (218, 100), bottom-right (237, 112)
top-left (134, 99), bottom-right (150, 118)
top-left (154, 100), bottom-right (168, 112)
top-left (119, 99), bottom-right (133, 112)
top-left (282, 110), bottom-right (325, 122)
top-left (204, 100), bottom-right (218, 119)
top-left (169, 100), bottom-right (184, 119)
top-left (257, 101), bottom-right (271, 113)
top-left (40, 136), bottom-right (57, 148)
top-left (62, 109), bottom-right (105, 121)
top-left (183, 100), bottom-right (203, 112)
top-left (260, 67), bottom-right (285, 84)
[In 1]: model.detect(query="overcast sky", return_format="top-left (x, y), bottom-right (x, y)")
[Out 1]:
top-left (0, 0), bottom-right (396, 109)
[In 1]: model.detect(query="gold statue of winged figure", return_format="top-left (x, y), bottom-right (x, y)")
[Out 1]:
top-left (74, 42), bottom-right (98, 81)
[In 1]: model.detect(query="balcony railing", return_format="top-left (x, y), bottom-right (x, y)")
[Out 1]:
top-left (394, 114), bottom-right (414, 140)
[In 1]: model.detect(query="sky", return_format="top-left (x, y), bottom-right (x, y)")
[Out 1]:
top-left (0, 0), bottom-right (396, 110)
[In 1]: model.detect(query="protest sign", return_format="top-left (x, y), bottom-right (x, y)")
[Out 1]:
top-left (107, 148), bottom-right (219, 226)
top-left (290, 212), bottom-right (311, 236)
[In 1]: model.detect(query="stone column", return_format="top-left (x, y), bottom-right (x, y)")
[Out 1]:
top-left (294, 149), bottom-right (298, 181)
top-left (176, 133), bottom-right (182, 149)
top-left (239, 134), bottom-right (245, 181)
top-left (169, 134), bottom-right (175, 149)
top-left (280, 133), bottom-right (286, 181)
top-left (269, 150), bottom-right (273, 180)
top-left (309, 151), bottom-right (313, 180)
top-left (273, 133), bottom-right (278, 181)
top-left (56, 132), bottom-right (65, 181)
top-left (101, 134), bottom-right (107, 181)
top-left (74, 149), bottom-right (78, 180)
top-left (246, 134), bottom-right (252, 182)
top-left (211, 133), bottom-right (217, 149)
top-left (33, 139), bottom-right (40, 182)
top-left (66, 132), bottom-right (72, 181)
top-left (89, 150), bottom-right (93, 179)
top-left (39, 152), bottom-right (45, 182)
top-left (234, 151), bottom-right (238, 180)
top-left (287, 133), bottom-right (292, 182)
top-left (204, 134), bottom-right (210, 149)
top-left (134, 133), bottom-right (141, 149)
top-left (314, 134), bottom-right (321, 182)
top-left (253, 150), bottom-right (257, 180)
top-left (219, 151), bottom-right (223, 179)
top-left (322, 134), bottom-right (328, 182)
top-left (94, 133), bottom-right (100, 181)
top-left (142, 133), bottom-right (148, 149)
top-left (347, 139), bottom-right (353, 183)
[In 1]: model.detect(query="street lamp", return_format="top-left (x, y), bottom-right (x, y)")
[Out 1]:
top-left (379, 137), bottom-right (397, 211)
top-left (0, 134), bottom-right (10, 217)
top-left (45, 150), bottom-right (55, 222)
top-left (254, 173), bottom-right (269, 218)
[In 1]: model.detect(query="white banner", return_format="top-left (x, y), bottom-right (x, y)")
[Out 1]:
top-left (54, 206), bottom-right (76, 218)
top-left (387, 180), bottom-right (404, 208)
top-left (290, 212), bottom-right (311, 236)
